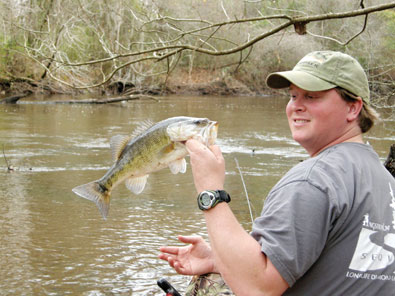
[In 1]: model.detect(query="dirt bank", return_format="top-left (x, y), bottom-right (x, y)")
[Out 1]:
top-left (0, 68), bottom-right (268, 100)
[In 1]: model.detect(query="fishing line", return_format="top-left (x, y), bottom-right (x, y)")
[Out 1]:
top-left (234, 157), bottom-right (254, 225)
top-left (2, 144), bottom-right (13, 171)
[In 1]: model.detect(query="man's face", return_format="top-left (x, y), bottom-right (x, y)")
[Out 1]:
top-left (286, 84), bottom-right (355, 156)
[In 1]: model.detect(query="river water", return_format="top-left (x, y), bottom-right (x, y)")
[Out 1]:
top-left (0, 95), bottom-right (393, 295)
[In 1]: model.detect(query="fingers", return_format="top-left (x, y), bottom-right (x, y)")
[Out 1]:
top-left (178, 235), bottom-right (203, 244)
top-left (209, 144), bottom-right (224, 162)
top-left (158, 252), bottom-right (171, 262)
top-left (173, 262), bottom-right (187, 274)
top-left (158, 236), bottom-right (200, 264)
top-left (159, 236), bottom-right (200, 258)
top-left (159, 253), bottom-right (176, 268)
top-left (185, 138), bottom-right (204, 152)
top-left (186, 139), bottom-right (221, 158)
top-left (159, 246), bottom-right (180, 255)
top-left (158, 252), bottom-right (188, 275)
top-left (158, 251), bottom-right (177, 266)
top-left (186, 139), bottom-right (209, 158)
top-left (186, 139), bottom-right (224, 168)
top-left (159, 235), bottom-right (200, 254)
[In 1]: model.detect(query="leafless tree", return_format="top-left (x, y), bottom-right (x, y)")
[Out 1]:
top-left (0, 0), bottom-right (394, 95)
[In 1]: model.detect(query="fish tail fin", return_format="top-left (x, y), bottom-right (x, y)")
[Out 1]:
top-left (72, 181), bottom-right (111, 219)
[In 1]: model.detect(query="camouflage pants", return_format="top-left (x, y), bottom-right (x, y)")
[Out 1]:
top-left (185, 273), bottom-right (235, 296)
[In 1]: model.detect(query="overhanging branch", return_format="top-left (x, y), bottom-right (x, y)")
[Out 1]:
top-left (11, 1), bottom-right (395, 89)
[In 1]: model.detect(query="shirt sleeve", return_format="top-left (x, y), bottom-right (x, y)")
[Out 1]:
top-left (251, 180), bottom-right (332, 287)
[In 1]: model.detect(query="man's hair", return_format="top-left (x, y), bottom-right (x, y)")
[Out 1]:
top-left (335, 87), bottom-right (379, 133)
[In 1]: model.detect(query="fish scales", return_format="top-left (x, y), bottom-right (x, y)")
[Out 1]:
top-left (100, 125), bottom-right (170, 189)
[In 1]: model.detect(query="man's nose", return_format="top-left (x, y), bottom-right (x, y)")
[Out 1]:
top-left (290, 97), bottom-right (306, 112)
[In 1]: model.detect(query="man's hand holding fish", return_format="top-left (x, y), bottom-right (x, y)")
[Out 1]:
top-left (185, 139), bottom-right (225, 193)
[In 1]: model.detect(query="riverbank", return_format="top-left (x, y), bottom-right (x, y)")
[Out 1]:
top-left (0, 68), bottom-right (393, 107)
top-left (0, 68), bottom-right (262, 99)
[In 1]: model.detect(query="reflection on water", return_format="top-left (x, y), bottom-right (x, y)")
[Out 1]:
top-left (1, 172), bottom-right (33, 294)
top-left (0, 95), bottom-right (393, 295)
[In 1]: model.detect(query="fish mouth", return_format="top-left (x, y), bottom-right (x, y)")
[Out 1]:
top-left (200, 121), bottom-right (218, 146)
top-left (167, 118), bottom-right (218, 145)
top-left (177, 121), bottom-right (217, 146)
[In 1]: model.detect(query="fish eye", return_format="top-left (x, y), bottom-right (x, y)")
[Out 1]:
top-left (193, 119), bottom-right (207, 125)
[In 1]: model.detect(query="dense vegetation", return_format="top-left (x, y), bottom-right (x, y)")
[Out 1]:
top-left (0, 0), bottom-right (394, 105)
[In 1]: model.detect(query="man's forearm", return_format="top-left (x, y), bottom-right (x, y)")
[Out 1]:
top-left (203, 203), bottom-right (288, 296)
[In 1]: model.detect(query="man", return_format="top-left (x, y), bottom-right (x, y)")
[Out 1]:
top-left (159, 51), bottom-right (395, 295)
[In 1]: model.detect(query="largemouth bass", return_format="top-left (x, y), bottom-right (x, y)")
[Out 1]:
top-left (72, 116), bottom-right (218, 219)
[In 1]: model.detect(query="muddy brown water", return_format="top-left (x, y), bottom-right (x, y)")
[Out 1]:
top-left (0, 95), bottom-right (393, 295)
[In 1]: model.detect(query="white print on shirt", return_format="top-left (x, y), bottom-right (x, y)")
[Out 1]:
top-left (390, 183), bottom-right (395, 230)
top-left (347, 182), bottom-right (395, 280)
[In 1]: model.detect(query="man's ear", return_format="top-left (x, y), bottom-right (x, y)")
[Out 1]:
top-left (347, 97), bottom-right (363, 122)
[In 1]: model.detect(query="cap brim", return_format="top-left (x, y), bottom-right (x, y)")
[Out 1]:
top-left (266, 71), bottom-right (336, 91)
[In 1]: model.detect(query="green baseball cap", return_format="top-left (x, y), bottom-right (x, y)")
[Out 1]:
top-left (266, 51), bottom-right (370, 104)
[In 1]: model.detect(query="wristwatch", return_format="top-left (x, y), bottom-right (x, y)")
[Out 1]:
top-left (197, 190), bottom-right (231, 210)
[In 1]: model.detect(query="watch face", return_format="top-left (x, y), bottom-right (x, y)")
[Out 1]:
top-left (198, 190), bottom-right (230, 211)
top-left (201, 193), bottom-right (212, 206)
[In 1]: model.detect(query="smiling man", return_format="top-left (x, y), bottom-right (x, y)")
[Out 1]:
top-left (159, 51), bottom-right (395, 295)
top-left (267, 51), bottom-right (375, 157)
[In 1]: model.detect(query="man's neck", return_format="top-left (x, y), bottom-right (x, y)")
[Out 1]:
top-left (309, 130), bottom-right (364, 157)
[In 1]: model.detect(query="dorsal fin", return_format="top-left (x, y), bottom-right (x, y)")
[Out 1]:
top-left (130, 119), bottom-right (155, 138)
top-left (110, 135), bottom-right (131, 161)
top-left (109, 120), bottom-right (154, 162)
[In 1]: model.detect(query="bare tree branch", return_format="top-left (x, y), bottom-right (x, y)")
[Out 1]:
top-left (2, 1), bottom-right (394, 92)
top-left (56, 3), bottom-right (395, 63)
top-left (306, 13), bottom-right (368, 46)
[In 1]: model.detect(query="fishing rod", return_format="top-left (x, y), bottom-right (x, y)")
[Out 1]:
top-left (157, 278), bottom-right (182, 296)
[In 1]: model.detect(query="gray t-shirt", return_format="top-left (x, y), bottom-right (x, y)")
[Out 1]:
top-left (251, 143), bottom-right (395, 295)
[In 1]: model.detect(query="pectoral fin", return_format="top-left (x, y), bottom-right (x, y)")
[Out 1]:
top-left (169, 158), bottom-right (187, 174)
top-left (125, 175), bottom-right (149, 194)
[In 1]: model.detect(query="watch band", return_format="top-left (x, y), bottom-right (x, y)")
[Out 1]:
top-left (197, 190), bottom-right (231, 210)
top-left (217, 190), bottom-right (231, 203)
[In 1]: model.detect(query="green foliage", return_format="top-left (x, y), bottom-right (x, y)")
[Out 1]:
top-left (0, 36), bottom-right (30, 78)
top-left (380, 10), bottom-right (395, 52)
